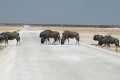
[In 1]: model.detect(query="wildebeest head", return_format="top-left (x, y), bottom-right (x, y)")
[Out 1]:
top-left (0, 32), bottom-right (8, 39)
top-left (98, 41), bottom-right (103, 46)
top-left (93, 34), bottom-right (104, 41)
top-left (0, 34), bottom-right (6, 42)
top-left (41, 37), bottom-right (45, 44)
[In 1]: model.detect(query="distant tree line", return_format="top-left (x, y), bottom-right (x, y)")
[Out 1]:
top-left (0, 23), bottom-right (119, 28)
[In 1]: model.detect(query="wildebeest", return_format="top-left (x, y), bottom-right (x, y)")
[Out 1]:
top-left (1, 31), bottom-right (20, 46)
top-left (61, 30), bottom-right (79, 45)
top-left (93, 34), bottom-right (120, 51)
top-left (99, 35), bottom-right (120, 51)
top-left (39, 29), bottom-right (60, 44)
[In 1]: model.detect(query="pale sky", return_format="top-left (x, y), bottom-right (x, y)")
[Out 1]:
top-left (0, 0), bottom-right (120, 25)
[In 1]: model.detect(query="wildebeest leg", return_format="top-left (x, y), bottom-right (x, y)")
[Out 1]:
top-left (5, 39), bottom-right (8, 47)
top-left (68, 38), bottom-right (69, 45)
top-left (76, 37), bottom-right (79, 45)
top-left (59, 38), bottom-right (61, 44)
top-left (44, 39), bottom-right (47, 44)
top-left (18, 37), bottom-right (20, 45)
top-left (58, 36), bottom-right (61, 44)
top-left (52, 41), bottom-right (55, 45)
top-left (102, 44), bottom-right (106, 48)
top-left (16, 37), bottom-right (20, 46)
top-left (55, 38), bottom-right (58, 44)
top-left (52, 38), bottom-right (57, 45)
top-left (5, 40), bottom-right (7, 47)
top-left (115, 43), bottom-right (118, 51)
top-left (45, 39), bottom-right (47, 44)
top-left (16, 39), bottom-right (18, 46)
top-left (43, 37), bottom-right (47, 44)
top-left (56, 37), bottom-right (60, 44)
top-left (76, 39), bottom-right (78, 45)
top-left (46, 38), bottom-right (50, 44)
top-left (115, 45), bottom-right (118, 51)
top-left (48, 38), bottom-right (51, 44)
top-left (107, 44), bottom-right (111, 50)
top-left (107, 44), bottom-right (110, 47)
top-left (19, 37), bottom-right (20, 44)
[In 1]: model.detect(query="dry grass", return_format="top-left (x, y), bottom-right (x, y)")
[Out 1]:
top-left (0, 25), bottom-right (21, 32)
top-left (33, 26), bottom-right (120, 34)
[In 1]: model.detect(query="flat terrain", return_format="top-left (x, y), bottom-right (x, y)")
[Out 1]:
top-left (0, 26), bottom-right (120, 80)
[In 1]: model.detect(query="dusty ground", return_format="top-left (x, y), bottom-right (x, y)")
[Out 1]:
top-left (33, 26), bottom-right (120, 53)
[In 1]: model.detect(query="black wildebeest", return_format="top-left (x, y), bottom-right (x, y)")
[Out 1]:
top-left (1, 31), bottom-right (20, 46)
top-left (39, 29), bottom-right (60, 44)
top-left (61, 30), bottom-right (79, 45)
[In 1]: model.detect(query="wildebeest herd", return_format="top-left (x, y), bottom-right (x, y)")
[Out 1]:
top-left (93, 34), bottom-right (120, 51)
top-left (40, 29), bottom-right (120, 51)
top-left (0, 29), bottom-right (119, 51)
top-left (39, 29), bottom-right (79, 45)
